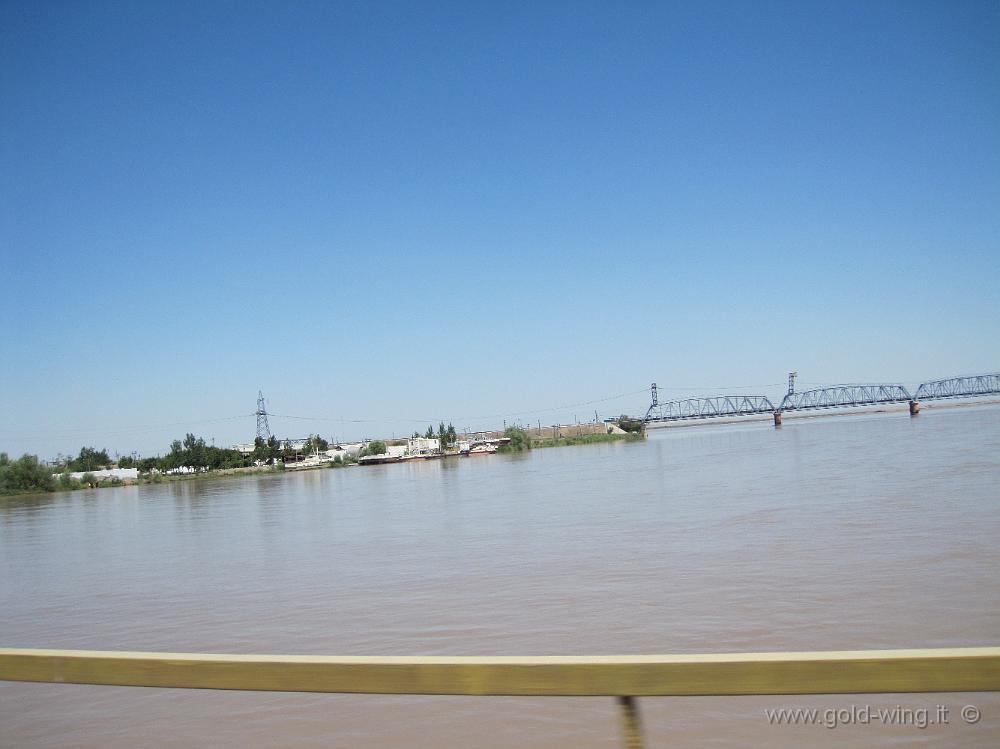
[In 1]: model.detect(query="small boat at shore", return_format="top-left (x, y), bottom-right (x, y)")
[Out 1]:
top-left (284, 454), bottom-right (329, 470)
top-left (358, 454), bottom-right (402, 465)
top-left (468, 443), bottom-right (498, 456)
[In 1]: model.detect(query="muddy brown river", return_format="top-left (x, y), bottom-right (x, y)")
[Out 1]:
top-left (2, 405), bottom-right (998, 747)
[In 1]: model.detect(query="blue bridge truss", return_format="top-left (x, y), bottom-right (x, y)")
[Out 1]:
top-left (640, 373), bottom-right (998, 426)
top-left (777, 384), bottom-right (912, 412)
top-left (644, 395), bottom-right (776, 424)
top-left (914, 374), bottom-right (1000, 401)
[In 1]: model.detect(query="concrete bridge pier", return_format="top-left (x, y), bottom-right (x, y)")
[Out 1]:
top-left (909, 400), bottom-right (920, 416)
top-left (773, 411), bottom-right (782, 427)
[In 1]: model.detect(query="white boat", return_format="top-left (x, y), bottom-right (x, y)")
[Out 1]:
top-left (285, 454), bottom-right (329, 470)
top-left (357, 454), bottom-right (402, 465)
top-left (468, 443), bottom-right (498, 456)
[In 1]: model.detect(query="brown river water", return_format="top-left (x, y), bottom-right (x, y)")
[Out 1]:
top-left (2, 405), bottom-right (999, 747)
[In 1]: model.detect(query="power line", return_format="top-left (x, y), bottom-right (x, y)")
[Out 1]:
top-left (0, 414), bottom-right (252, 438)
top-left (267, 387), bottom-right (652, 425)
top-left (655, 382), bottom-right (785, 390)
top-left (3, 380), bottom-right (851, 446)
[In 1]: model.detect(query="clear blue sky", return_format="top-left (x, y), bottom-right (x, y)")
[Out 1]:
top-left (2, 1), bottom-right (998, 458)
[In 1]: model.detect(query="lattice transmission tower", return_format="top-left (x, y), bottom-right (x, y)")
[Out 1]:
top-left (256, 390), bottom-right (272, 441)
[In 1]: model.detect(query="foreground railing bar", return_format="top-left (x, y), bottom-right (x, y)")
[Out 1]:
top-left (1, 647), bottom-right (998, 697)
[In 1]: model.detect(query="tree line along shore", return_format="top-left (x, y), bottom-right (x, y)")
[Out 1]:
top-left (0, 418), bottom-right (646, 498)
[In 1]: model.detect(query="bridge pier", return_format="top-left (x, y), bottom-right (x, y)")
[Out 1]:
top-left (909, 400), bottom-right (920, 416)
top-left (773, 411), bottom-right (782, 427)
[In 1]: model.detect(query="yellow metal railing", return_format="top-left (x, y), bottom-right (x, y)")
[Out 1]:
top-left (2, 647), bottom-right (999, 746)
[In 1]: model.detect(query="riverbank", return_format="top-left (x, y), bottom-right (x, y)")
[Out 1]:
top-left (1, 431), bottom-right (643, 499)
top-left (532, 432), bottom-right (644, 448)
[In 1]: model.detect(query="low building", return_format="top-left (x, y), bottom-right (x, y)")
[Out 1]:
top-left (324, 443), bottom-right (364, 461)
top-left (407, 437), bottom-right (440, 455)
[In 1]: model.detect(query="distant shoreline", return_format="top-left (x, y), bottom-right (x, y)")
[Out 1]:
top-left (5, 400), bottom-right (997, 500)
top-left (0, 431), bottom-right (644, 499)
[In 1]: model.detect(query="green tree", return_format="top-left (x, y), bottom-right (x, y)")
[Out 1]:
top-left (70, 446), bottom-right (111, 472)
top-left (498, 427), bottom-right (531, 452)
top-left (161, 439), bottom-right (185, 470)
top-left (251, 436), bottom-right (268, 464)
top-left (182, 433), bottom-right (206, 467)
top-left (0, 453), bottom-right (57, 495)
top-left (425, 426), bottom-right (434, 439)
top-left (445, 423), bottom-right (457, 447)
top-left (279, 438), bottom-right (300, 462)
top-left (362, 440), bottom-right (388, 456)
top-left (251, 435), bottom-right (281, 465)
top-left (57, 471), bottom-right (81, 490)
top-left (306, 434), bottom-right (329, 454)
top-left (616, 415), bottom-right (645, 433)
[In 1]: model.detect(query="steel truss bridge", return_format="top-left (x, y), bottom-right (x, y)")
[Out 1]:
top-left (644, 395), bottom-right (775, 424)
top-left (778, 384), bottom-right (912, 412)
top-left (641, 373), bottom-right (1000, 425)
top-left (914, 373), bottom-right (1000, 401)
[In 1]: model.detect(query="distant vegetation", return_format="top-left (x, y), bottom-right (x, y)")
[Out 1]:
top-left (68, 446), bottom-right (111, 472)
top-left (615, 415), bottom-right (645, 433)
top-left (415, 423), bottom-right (457, 449)
top-left (410, 423), bottom-right (459, 449)
top-left (134, 434), bottom-right (249, 472)
top-left (1, 418), bottom-right (645, 498)
top-left (304, 434), bottom-right (329, 454)
top-left (498, 427), bottom-right (531, 452)
top-left (251, 436), bottom-right (281, 465)
top-left (0, 453), bottom-right (56, 496)
top-left (440, 423), bottom-right (457, 449)
top-left (533, 432), bottom-right (644, 449)
top-left (360, 440), bottom-right (388, 457)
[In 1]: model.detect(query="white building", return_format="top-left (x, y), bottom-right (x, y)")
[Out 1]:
top-left (406, 437), bottom-right (440, 455)
top-left (324, 443), bottom-right (365, 461)
top-left (54, 467), bottom-right (139, 482)
top-left (385, 444), bottom-right (408, 458)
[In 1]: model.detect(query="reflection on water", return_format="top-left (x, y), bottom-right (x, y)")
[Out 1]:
top-left (2, 407), bottom-right (999, 747)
